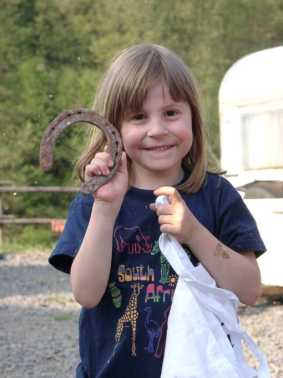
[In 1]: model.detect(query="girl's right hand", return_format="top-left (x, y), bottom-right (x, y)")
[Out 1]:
top-left (84, 151), bottom-right (128, 207)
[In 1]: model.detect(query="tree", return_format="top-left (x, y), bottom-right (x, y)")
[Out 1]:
top-left (1, 0), bottom-right (283, 218)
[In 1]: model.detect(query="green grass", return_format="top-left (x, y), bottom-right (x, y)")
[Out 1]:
top-left (53, 313), bottom-right (74, 321)
top-left (47, 293), bottom-right (73, 306)
top-left (0, 224), bottom-right (57, 255)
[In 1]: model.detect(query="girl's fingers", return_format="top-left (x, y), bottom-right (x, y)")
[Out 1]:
top-left (159, 224), bottom-right (174, 234)
top-left (149, 202), bottom-right (172, 215)
top-left (154, 186), bottom-right (176, 196)
top-left (157, 215), bottom-right (172, 225)
top-left (85, 153), bottom-right (114, 177)
top-left (156, 205), bottom-right (172, 217)
top-left (95, 152), bottom-right (114, 167)
top-left (149, 203), bottom-right (156, 212)
top-left (86, 161), bottom-right (108, 176)
top-left (154, 186), bottom-right (182, 205)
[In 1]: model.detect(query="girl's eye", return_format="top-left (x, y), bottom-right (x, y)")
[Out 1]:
top-left (131, 113), bottom-right (146, 121)
top-left (165, 110), bottom-right (178, 117)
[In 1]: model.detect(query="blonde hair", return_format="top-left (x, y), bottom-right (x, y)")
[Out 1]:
top-left (76, 43), bottom-right (207, 193)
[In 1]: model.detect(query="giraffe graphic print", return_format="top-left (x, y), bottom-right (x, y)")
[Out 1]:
top-left (115, 283), bottom-right (144, 356)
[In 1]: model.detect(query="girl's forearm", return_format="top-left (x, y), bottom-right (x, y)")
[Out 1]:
top-left (70, 202), bottom-right (117, 308)
top-left (185, 221), bottom-right (262, 305)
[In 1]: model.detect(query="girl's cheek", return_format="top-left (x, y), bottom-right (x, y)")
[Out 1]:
top-left (175, 127), bottom-right (193, 153)
top-left (175, 123), bottom-right (193, 140)
top-left (121, 128), bottom-right (143, 151)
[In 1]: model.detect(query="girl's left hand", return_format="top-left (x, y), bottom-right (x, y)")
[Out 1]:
top-left (150, 186), bottom-right (200, 245)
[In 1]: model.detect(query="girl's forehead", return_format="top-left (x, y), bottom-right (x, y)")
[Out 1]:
top-left (125, 79), bottom-right (184, 112)
top-left (143, 82), bottom-right (177, 104)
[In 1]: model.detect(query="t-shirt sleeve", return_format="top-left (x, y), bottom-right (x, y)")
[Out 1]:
top-left (48, 193), bottom-right (93, 274)
top-left (216, 177), bottom-right (266, 257)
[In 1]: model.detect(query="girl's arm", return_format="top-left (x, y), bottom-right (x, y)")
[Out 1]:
top-left (70, 152), bottom-right (128, 308)
top-left (152, 186), bottom-right (261, 306)
top-left (70, 202), bottom-right (117, 308)
top-left (181, 224), bottom-right (261, 305)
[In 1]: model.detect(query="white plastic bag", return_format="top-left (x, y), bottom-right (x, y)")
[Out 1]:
top-left (156, 196), bottom-right (270, 378)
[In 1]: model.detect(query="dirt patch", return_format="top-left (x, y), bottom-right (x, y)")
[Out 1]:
top-left (0, 251), bottom-right (79, 378)
top-left (0, 250), bottom-right (282, 377)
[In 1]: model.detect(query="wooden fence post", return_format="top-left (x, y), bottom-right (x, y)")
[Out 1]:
top-left (0, 185), bottom-right (78, 246)
top-left (0, 195), bottom-right (2, 246)
top-left (0, 181), bottom-right (12, 247)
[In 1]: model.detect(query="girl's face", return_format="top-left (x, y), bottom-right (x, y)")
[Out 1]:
top-left (121, 81), bottom-right (193, 189)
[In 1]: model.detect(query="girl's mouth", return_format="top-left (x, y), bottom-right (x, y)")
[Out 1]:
top-left (146, 145), bottom-right (174, 151)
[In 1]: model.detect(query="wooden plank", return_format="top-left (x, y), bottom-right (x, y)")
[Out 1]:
top-left (262, 285), bottom-right (283, 297)
top-left (0, 187), bottom-right (73, 245)
top-left (0, 197), bottom-right (2, 245)
top-left (0, 186), bottom-right (79, 193)
top-left (0, 218), bottom-right (65, 224)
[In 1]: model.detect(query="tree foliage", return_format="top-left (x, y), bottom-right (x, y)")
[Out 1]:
top-left (0, 0), bottom-right (283, 217)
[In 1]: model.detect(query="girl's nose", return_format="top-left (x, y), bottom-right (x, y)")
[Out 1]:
top-left (146, 119), bottom-right (169, 137)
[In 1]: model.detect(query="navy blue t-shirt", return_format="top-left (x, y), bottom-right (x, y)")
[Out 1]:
top-left (49, 173), bottom-right (266, 378)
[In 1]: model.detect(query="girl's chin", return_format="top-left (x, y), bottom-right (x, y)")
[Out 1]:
top-left (134, 163), bottom-right (183, 180)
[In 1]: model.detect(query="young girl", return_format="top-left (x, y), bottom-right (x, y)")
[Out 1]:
top-left (49, 43), bottom-right (266, 378)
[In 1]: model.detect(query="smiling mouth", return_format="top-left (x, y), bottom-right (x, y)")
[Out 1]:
top-left (146, 145), bottom-right (174, 151)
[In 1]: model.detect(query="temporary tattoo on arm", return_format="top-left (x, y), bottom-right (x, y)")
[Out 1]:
top-left (214, 243), bottom-right (230, 259)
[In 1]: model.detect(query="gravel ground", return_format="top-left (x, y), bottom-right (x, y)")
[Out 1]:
top-left (0, 250), bottom-right (282, 378)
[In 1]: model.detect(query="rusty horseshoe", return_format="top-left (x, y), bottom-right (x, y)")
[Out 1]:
top-left (39, 108), bottom-right (123, 194)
